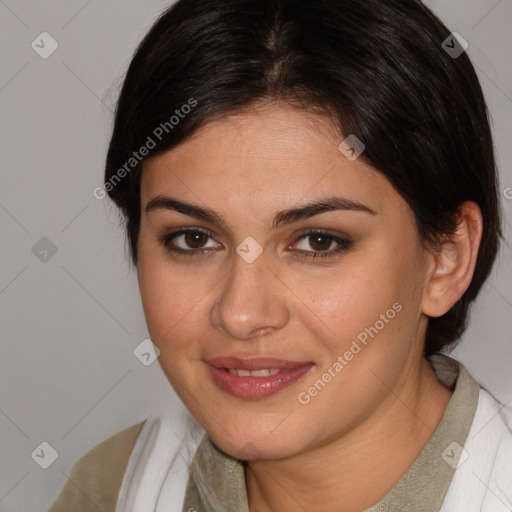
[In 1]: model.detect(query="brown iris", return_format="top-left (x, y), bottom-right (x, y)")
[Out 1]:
top-left (184, 231), bottom-right (209, 249)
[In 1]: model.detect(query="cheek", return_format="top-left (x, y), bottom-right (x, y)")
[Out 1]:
top-left (137, 242), bottom-right (207, 349)
top-left (299, 244), bottom-right (423, 377)
top-left (140, 273), bottom-right (203, 342)
top-left (295, 257), bottom-right (399, 342)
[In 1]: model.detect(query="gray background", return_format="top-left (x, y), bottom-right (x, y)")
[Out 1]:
top-left (0, 1), bottom-right (511, 510)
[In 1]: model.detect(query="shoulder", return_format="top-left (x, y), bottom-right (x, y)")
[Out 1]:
top-left (441, 388), bottom-right (512, 511)
top-left (478, 389), bottom-right (512, 493)
top-left (472, 389), bottom-right (512, 508)
top-left (46, 420), bottom-right (146, 512)
top-left (475, 387), bottom-right (512, 444)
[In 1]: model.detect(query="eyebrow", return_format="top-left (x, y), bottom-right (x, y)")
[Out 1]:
top-left (145, 195), bottom-right (377, 230)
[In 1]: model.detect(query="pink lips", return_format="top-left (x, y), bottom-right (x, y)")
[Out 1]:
top-left (206, 356), bottom-right (314, 400)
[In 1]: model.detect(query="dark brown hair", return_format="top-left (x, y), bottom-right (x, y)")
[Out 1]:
top-left (104, 0), bottom-right (502, 355)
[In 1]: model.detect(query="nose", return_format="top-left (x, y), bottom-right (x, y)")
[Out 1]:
top-left (210, 251), bottom-right (290, 341)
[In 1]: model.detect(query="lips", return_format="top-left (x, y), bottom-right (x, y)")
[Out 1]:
top-left (205, 356), bottom-right (314, 399)
top-left (206, 356), bottom-right (311, 371)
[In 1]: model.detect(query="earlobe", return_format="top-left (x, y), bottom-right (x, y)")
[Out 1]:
top-left (422, 201), bottom-right (483, 318)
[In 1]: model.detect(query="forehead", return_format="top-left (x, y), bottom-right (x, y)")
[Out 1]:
top-left (140, 104), bottom-right (399, 220)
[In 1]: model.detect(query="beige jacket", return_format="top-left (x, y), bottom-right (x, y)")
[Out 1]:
top-left (47, 421), bottom-right (145, 512)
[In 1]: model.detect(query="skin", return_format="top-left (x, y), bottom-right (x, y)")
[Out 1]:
top-left (136, 102), bottom-right (483, 511)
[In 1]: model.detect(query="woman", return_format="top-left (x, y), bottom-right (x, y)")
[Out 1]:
top-left (48, 0), bottom-right (512, 510)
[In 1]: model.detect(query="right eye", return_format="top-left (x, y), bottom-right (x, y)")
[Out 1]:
top-left (160, 228), bottom-right (220, 257)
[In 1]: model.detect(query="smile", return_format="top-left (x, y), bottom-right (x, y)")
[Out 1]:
top-left (205, 356), bottom-right (314, 399)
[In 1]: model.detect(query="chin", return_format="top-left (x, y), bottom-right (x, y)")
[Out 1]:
top-left (208, 428), bottom-right (306, 462)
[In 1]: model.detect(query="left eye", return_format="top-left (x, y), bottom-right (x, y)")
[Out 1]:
top-left (161, 228), bottom-right (353, 259)
top-left (161, 228), bottom-right (219, 255)
top-left (291, 230), bottom-right (353, 259)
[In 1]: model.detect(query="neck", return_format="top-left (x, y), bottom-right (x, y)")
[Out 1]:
top-left (244, 356), bottom-right (454, 512)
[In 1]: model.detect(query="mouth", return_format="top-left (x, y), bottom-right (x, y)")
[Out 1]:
top-left (205, 356), bottom-right (315, 399)
top-left (206, 355), bottom-right (312, 371)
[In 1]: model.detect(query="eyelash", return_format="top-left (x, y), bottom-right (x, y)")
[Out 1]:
top-left (160, 228), bottom-right (353, 260)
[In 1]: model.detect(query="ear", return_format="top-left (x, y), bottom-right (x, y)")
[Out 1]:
top-left (422, 201), bottom-right (483, 318)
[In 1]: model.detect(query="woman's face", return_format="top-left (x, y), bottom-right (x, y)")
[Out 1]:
top-left (137, 103), bottom-right (434, 460)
